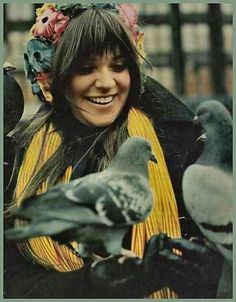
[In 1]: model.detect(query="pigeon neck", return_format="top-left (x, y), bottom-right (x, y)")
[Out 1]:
top-left (108, 157), bottom-right (150, 178)
top-left (197, 128), bottom-right (232, 172)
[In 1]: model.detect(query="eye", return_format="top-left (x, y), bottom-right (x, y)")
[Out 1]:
top-left (76, 65), bottom-right (95, 75)
top-left (110, 59), bottom-right (127, 72)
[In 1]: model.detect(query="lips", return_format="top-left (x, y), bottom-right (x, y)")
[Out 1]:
top-left (86, 95), bottom-right (115, 105)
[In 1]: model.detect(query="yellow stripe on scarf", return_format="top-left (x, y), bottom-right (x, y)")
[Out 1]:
top-left (128, 108), bottom-right (180, 298)
top-left (14, 107), bottom-right (181, 298)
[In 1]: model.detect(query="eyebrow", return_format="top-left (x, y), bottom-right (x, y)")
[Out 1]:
top-left (81, 54), bottom-right (126, 65)
top-left (113, 54), bottom-right (126, 60)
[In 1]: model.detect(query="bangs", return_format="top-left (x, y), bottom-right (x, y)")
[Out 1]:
top-left (79, 10), bottom-right (131, 57)
top-left (51, 7), bottom-right (141, 107)
top-left (62, 8), bottom-right (137, 73)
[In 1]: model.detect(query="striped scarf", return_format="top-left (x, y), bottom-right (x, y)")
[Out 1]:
top-left (15, 107), bottom-right (181, 298)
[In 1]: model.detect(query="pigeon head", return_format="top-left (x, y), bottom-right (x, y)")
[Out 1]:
top-left (108, 137), bottom-right (157, 175)
top-left (195, 100), bottom-right (232, 135)
top-left (194, 100), bottom-right (232, 170)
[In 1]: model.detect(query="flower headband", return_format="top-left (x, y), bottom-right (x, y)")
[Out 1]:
top-left (24, 3), bottom-right (146, 103)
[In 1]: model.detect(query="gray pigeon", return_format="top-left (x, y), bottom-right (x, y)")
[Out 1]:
top-left (182, 100), bottom-right (232, 261)
top-left (4, 63), bottom-right (24, 135)
top-left (182, 100), bottom-right (233, 298)
top-left (5, 137), bottom-right (157, 259)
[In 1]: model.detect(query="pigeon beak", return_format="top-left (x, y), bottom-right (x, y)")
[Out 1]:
top-left (194, 115), bottom-right (206, 142)
top-left (193, 115), bottom-right (200, 125)
top-left (150, 153), bottom-right (158, 164)
top-left (196, 132), bottom-right (207, 142)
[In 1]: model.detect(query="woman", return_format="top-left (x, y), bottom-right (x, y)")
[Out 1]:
top-left (4, 3), bottom-right (221, 299)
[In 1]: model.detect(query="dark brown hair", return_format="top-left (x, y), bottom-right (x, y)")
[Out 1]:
top-left (10, 7), bottom-right (142, 202)
top-left (51, 8), bottom-right (141, 114)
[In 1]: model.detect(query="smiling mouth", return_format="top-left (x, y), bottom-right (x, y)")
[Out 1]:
top-left (86, 95), bottom-right (115, 105)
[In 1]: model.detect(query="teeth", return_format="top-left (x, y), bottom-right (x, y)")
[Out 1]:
top-left (88, 96), bottom-right (114, 104)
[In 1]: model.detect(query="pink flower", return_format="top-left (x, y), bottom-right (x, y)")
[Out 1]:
top-left (53, 12), bottom-right (69, 42)
top-left (117, 4), bottom-right (139, 40)
top-left (32, 7), bottom-right (69, 43)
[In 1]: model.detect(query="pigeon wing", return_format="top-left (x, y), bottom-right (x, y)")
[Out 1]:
top-left (67, 171), bottom-right (153, 226)
top-left (5, 218), bottom-right (78, 241)
top-left (183, 164), bottom-right (233, 260)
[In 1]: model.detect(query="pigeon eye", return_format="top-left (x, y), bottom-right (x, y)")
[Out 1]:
top-left (197, 108), bottom-right (210, 122)
top-left (201, 111), bottom-right (210, 120)
top-left (197, 108), bottom-right (207, 116)
top-left (146, 143), bottom-right (151, 152)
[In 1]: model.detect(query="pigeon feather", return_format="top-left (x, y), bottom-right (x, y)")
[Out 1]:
top-left (6, 137), bottom-right (157, 258)
top-left (182, 100), bottom-right (233, 262)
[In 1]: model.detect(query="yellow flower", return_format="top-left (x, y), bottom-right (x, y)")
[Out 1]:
top-left (136, 32), bottom-right (146, 64)
top-left (37, 78), bottom-right (53, 103)
top-left (30, 24), bottom-right (36, 36)
top-left (36, 3), bottom-right (55, 17)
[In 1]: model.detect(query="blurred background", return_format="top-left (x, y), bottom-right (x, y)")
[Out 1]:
top-left (4, 3), bottom-right (233, 118)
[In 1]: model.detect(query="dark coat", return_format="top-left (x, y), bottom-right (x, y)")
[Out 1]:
top-left (4, 68), bottom-right (24, 136)
top-left (4, 76), bottom-right (203, 298)
top-left (140, 77), bottom-right (203, 232)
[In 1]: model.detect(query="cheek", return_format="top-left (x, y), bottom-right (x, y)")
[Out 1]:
top-left (118, 71), bottom-right (131, 92)
top-left (68, 76), bottom-right (90, 96)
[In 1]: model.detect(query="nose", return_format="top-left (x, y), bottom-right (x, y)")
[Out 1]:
top-left (95, 68), bottom-right (116, 90)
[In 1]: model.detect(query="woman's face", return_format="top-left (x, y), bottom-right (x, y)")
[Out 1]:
top-left (66, 51), bottom-right (131, 127)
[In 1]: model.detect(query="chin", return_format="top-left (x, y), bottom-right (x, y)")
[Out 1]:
top-left (89, 118), bottom-right (116, 127)
top-left (75, 110), bottom-right (122, 127)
